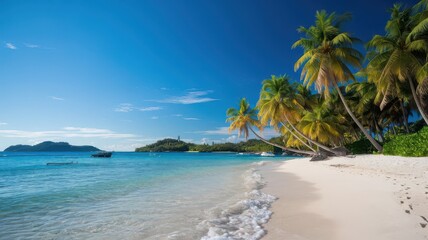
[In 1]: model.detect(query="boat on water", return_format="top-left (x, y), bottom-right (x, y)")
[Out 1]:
top-left (260, 152), bottom-right (275, 157)
top-left (46, 161), bottom-right (78, 166)
top-left (91, 151), bottom-right (113, 158)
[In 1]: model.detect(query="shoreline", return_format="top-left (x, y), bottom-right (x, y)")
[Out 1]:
top-left (261, 155), bottom-right (428, 240)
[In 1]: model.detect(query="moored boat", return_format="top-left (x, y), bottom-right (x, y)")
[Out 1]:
top-left (91, 151), bottom-right (113, 158)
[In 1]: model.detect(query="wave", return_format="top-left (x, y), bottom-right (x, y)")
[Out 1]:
top-left (200, 168), bottom-right (277, 240)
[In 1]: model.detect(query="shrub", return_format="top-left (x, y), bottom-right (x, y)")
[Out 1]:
top-left (383, 127), bottom-right (428, 157)
top-left (345, 138), bottom-right (376, 154)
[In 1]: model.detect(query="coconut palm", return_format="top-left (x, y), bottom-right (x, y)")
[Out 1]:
top-left (226, 98), bottom-right (314, 155)
top-left (366, 4), bottom-right (428, 125)
top-left (257, 75), bottom-right (343, 155)
top-left (297, 104), bottom-right (347, 146)
top-left (292, 10), bottom-right (383, 152)
top-left (346, 81), bottom-right (389, 141)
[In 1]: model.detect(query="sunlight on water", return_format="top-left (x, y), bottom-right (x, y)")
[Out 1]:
top-left (0, 152), bottom-right (291, 240)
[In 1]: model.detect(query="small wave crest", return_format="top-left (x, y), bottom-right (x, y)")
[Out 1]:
top-left (251, 161), bottom-right (270, 167)
top-left (200, 169), bottom-right (277, 240)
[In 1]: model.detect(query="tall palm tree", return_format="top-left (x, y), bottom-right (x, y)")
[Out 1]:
top-left (366, 4), bottom-right (428, 125)
top-left (257, 75), bottom-right (342, 155)
top-left (226, 98), bottom-right (314, 155)
top-left (292, 10), bottom-right (384, 152)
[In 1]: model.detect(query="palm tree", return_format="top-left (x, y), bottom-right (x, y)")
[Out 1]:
top-left (346, 81), bottom-right (389, 141)
top-left (292, 10), bottom-right (383, 152)
top-left (297, 104), bottom-right (347, 146)
top-left (366, 4), bottom-right (428, 125)
top-left (226, 98), bottom-right (314, 155)
top-left (257, 75), bottom-right (343, 155)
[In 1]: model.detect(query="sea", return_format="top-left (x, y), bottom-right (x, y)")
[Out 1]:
top-left (0, 152), bottom-right (293, 240)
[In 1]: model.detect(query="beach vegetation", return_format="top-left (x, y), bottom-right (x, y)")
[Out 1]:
top-left (226, 98), bottom-right (314, 155)
top-left (224, 0), bottom-right (427, 157)
top-left (383, 127), bottom-right (428, 156)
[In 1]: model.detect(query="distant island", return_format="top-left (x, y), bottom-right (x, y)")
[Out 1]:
top-left (4, 141), bottom-right (101, 152)
top-left (135, 138), bottom-right (283, 153)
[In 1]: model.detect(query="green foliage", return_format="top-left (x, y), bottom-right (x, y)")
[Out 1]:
top-left (237, 139), bottom-right (275, 152)
top-left (345, 138), bottom-right (377, 154)
top-left (136, 138), bottom-right (276, 153)
top-left (383, 127), bottom-right (428, 157)
top-left (136, 139), bottom-right (193, 152)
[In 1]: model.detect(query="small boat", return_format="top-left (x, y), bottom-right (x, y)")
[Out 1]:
top-left (260, 152), bottom-right (275, 157)
top-left (47, 161), bottom-right (78, 166)
top-left (91, 151), bottom-right (113, 158)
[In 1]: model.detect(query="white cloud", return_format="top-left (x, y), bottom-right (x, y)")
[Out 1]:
top-left (139, 106), bottom-right (162, 112)
top-left (199, 127), bottom-right (230, 135)
top-left (172, 114), bottom-right (183, 117)
top-left (24, 43), bottom-right (40, 48)
top-left (227, 135), bottom-right (237, 143)
top-left (115, 103), bottom-right (162, 112)
top-left (50, 96), bottom-right (64, 101)
top-left (156, 90), bottom-right (218, 104)
top-left (183, 117), bottom-right (200, 121)
top-left (160, 87), bottom-right (168, 90)
top-left (198, 126), bottom-right (280, 138)
top-left (0, 127), bottom-right (136, 139)
top-left (5, 43), bottom-right (16, 49)
top-left (115, 103), bottom-right (133, 112)
top-left (0, 122), bottom-right (7, 126)
top-left (151, 116), bottom-right (159, 120)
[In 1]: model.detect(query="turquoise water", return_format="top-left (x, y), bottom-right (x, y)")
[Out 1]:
top-left (0, 152), bottom-right (290, 240)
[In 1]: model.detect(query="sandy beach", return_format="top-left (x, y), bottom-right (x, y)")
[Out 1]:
top-left (262, 155), bottom-right (428, 240)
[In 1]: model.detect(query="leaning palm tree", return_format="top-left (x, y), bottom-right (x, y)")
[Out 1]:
top-left (366, 4), bottom-right (428, 125)
top-left (226, 98), bottom-right (313, 155)
top-left (346, 81), bottom-right (389, 141)
top-left (297, 104), bottom-right (347, 146)
top-left (292, 10), bottom-right (383, 152)
top-left (257, 75), bottom-right (343, 155)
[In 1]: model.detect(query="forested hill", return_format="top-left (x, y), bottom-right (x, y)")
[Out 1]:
top-left (4, 141), bottom-right (100, 152)
top-left (135, 138), bottom-right (282, 153)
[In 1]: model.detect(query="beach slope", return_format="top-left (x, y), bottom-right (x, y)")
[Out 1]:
top-left (262, 155), bottom-right (428, 240)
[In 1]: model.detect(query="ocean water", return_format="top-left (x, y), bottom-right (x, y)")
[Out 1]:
top-left (0, 152), bottom-right (291, 240)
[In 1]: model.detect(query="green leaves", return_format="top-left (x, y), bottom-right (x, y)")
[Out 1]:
top-left (383, 127), bottom-right (428, 156)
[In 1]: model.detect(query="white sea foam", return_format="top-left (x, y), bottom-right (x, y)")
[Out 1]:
top-left (200, 169), bottom-right (277, 240)
top-left (251, 161), bottom-right (271, 167)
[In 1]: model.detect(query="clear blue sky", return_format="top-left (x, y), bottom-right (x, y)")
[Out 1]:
top-left (0, 0), bottom-right (418, 151)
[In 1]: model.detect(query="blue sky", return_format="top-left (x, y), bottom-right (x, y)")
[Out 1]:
top-left (0, 0), bottom-right (418, 151)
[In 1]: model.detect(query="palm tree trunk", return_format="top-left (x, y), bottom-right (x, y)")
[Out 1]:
top-left (280, 121), bottom-right (317, 152)
top-left (399, 99), bottom-right (410, 133)
top-left (283, 115), bottom-right (343, 155)
top-left (249, 127), bottom-right (314, 156)
top-left (373, 117), bottom-right (384, 143)
top-left (408, 78), bottom-right (428, 125)
top-left (332, 80), bottom-right (383, 152)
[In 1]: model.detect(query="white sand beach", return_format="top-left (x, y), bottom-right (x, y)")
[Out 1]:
top-left (262, 155), bottom-right (428, 240)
